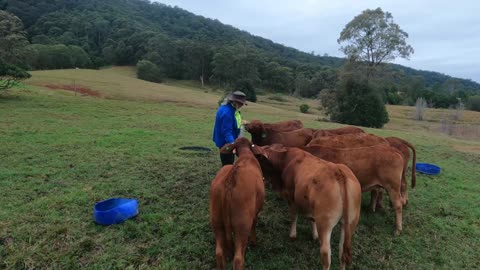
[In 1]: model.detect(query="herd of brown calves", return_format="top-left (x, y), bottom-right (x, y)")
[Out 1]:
top-left (209, 119), bottom-right (417, 270)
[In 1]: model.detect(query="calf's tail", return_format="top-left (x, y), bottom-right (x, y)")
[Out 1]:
top-left (337, 168), bottom-right (352, 265)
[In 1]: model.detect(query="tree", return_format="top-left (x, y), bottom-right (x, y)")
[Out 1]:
top-left (210, 47), bottom-right (235, 85)
top-left (180, 41), bottom-right (213, 87)
top-left (211, 44), bottom-right (261, 87)
top-left (261, 61), bottom-right (293, 93)
top-left (294, 72), bottom-right (314, 97)
top-left (143, 34), bottom-right (182, 78)
top-left (311, 68), bottom-right (338, 93)
top-left (233, 79), bottom-right (257, 102)
top-left (0, 10), bottom-right (31, 90)
top-left (136, 60), bottom-right (164, 83)
top-left (413, 97), bottom-right (427, 121)
top-left (0, 10), bottom-right (29, 65)
top-left (338, 8), bottom-right (413, 76)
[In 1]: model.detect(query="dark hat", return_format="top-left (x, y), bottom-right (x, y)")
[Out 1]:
top-left (227, 91), bottom-right (248, 105)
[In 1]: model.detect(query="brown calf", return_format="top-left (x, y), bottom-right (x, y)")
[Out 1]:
top-left (210, 138), bottom-right (265, 269)
top-left (252, 144), bottom-right (361, 270)
top-left (308, 134), bottom-right (417, 210)
top-left (302, 144), bottom-right (405, 235)
top-left (247, 119), bottom-right (303, 132)
top-left (245, 121), bottom-right (313, 147)
top-left (372, 137), bottom-right (417, 210)
top-left (307, 133), bottom-right (386, 147)
top-left (312, 126), bottom-right (365, 138)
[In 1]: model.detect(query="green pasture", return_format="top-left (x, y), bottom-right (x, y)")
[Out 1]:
top-left (0, 69), bottom-right (479, 269)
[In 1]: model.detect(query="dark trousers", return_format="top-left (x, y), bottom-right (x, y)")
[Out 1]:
top-left (220, 153), bottom-right (235, 166)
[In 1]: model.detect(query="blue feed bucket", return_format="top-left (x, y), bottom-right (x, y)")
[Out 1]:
top-left (94, 198), bottom-right (139, 225)
top-left (415, 163), bottom-right (441, 175)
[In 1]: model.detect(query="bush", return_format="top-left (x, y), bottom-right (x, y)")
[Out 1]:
top-left (467, 95), bottom-right (480, 112)
top-left (431, 94), bottom-right (459, 108)
top-left (0, 59), bottom-right (31, 90)
top-left (386, 92), bottom-right (402, 105)
top-left (328, 75), bottom-right (389, 128)
top-left (136, 60), bottom-right (163, 83)
top-left (299, 104), bottom-right (310, 113)
top-left (233, 80), bottom-right (257, 102)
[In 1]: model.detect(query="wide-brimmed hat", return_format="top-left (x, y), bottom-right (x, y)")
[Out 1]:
top-left (227, 91), bottom-right (248, 105)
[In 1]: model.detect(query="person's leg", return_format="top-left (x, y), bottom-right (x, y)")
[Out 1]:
top-left (220, 153), bottom-right (235, 166)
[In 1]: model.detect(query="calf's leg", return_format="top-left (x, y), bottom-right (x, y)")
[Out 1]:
top-left (385, 187), bottom-right (403, 235)
top-left (316, 221), bottom-right (334, 270)
top-left (288, 205), bottom-right (298, 239)
top-left (214, 229), bottom-right (227, 270)
top-left (233, 230), bottom-right (249, 270)
top-left (311, 220), bottom-right (319, 240)
top-left (248, 216), bottom-right (258, 246)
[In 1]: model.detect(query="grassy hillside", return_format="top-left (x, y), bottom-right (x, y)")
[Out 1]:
top-left (0, 68), bottom-right (479, 269)
top-left (27, 67), bottom-right (480, 140)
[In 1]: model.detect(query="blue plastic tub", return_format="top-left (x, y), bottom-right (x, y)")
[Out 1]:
top-left (416, 163), bottom-right (441, 175)
top-left (94, 198), bottom-right (138, 225)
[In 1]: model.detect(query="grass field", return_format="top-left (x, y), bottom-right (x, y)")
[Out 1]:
top-left (1, 68), bottom-right (479, 269)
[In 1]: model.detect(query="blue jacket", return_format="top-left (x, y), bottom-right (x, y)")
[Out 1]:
top-left (213, 103), bottom-right (240, 148)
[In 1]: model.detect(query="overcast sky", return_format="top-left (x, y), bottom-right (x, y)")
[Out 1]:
top-left (155, 0), bottom-right (480, 83)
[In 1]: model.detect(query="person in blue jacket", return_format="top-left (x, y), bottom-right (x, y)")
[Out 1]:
top-left (213, 91), bottom-right (247, 166)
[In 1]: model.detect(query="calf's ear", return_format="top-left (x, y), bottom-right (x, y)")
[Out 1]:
top-left (270, 144), bottom-right (287, 153)
top-left (251, 144), bottom-right (268, 159)
top-left (220, 143), bottom-right (235, 154)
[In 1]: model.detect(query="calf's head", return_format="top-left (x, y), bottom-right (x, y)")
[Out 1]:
top-left (251, 144), bottom-right (287, 190)
top-left (220, 137), bottom-right (254, 157)
top-left (244, 120), bottom-right (267, 139)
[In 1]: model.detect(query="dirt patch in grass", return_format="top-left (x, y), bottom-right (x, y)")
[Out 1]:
top-left (452, 145), bottom-right (480, 154)
top-left (41, 84), bottom-right (102, 98)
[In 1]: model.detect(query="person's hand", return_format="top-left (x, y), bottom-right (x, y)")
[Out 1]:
top-left (232, 149), bottom-right (237, 155)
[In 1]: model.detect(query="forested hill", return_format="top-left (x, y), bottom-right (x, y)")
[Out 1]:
top-left (1, 0), bottom-right (344, 67)
top-left (2, 0), bottom-right (480, 103)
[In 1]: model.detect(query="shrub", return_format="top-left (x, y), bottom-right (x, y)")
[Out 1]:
top-left (328, 75), bottom-right (389, 128)
top-left (299, 104), bottom-right (310, 113)
top-left (136, 60), bottom-right (163, 83)
top-left (0, 59), bottom-right (31, 91)
top-left (386, 92), bottom-right (402, 105)
top-left (467, 95), bottom-right (480, 112)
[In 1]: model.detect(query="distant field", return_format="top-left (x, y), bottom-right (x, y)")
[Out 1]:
top-left (1, 68), bottom-right (479, 269)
